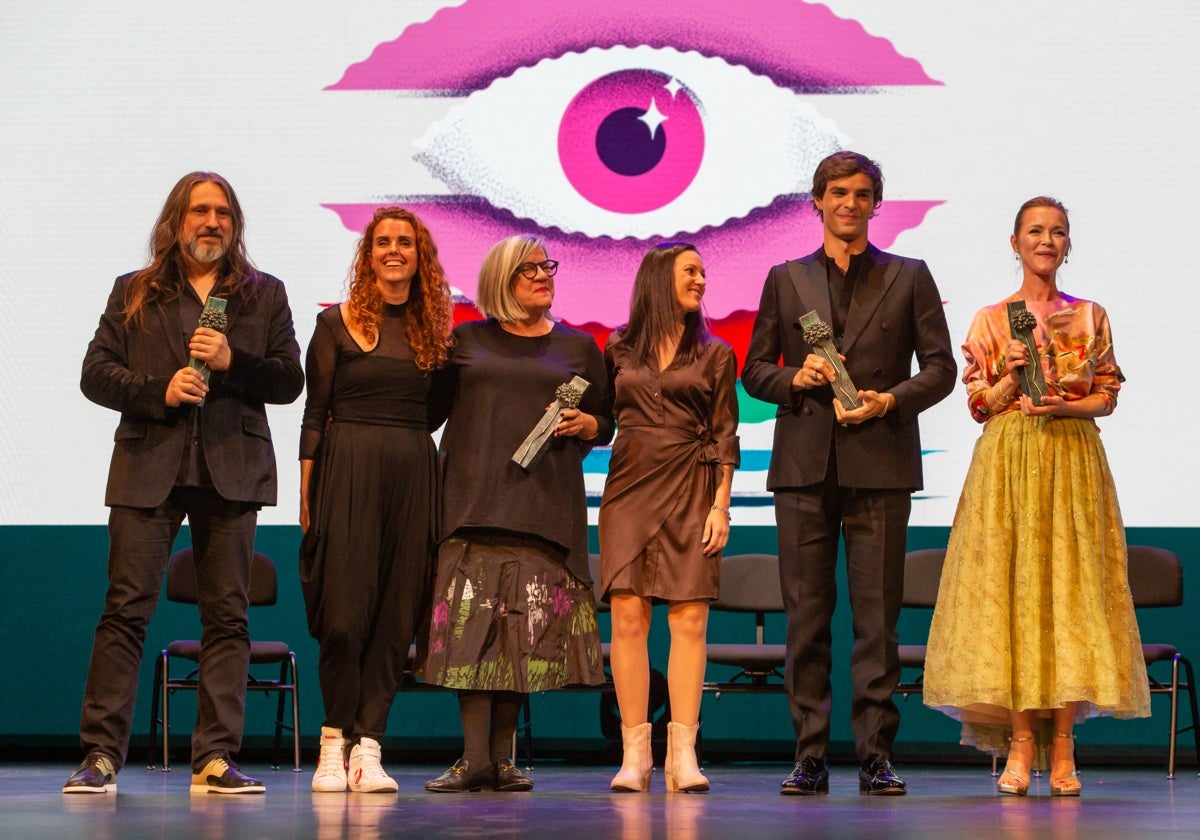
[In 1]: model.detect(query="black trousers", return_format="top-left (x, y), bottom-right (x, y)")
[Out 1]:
top-left (774, 476), bottom-right (910, 763)
top-left (78, 486), bottom-right (257, 772)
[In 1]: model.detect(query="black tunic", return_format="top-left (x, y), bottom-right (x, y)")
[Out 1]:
top-left (298, 302), bottom-right (437, 734)
top-left (434, 319), bottom-right (614, 581)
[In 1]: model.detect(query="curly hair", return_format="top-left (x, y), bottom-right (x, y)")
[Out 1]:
top-left (122, 172), bottom-right (258, 327)
top-left (345, 206), bottom-right (453, 372)
top-left (620, 242), bottom-right (710, 368)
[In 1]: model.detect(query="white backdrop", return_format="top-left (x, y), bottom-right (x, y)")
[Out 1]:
top-left (1, 0), bottom-right (1194, 526)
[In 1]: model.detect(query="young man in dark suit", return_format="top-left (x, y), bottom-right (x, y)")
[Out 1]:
top-left (742, 152), bottom-right (956, 795)
top-left (64, 172), bottom-right (304, 795)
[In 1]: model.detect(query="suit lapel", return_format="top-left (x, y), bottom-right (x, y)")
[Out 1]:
top-left (785, 251), bottom-right (833, 331)
top-left (842, 244), bottom-right (897, 352)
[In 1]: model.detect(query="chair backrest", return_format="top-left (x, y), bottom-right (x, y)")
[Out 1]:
top-left (166, 548), bottom-right (278, 607)
top-left (710, 554), bottom-right (784, 613)
top-left (1126, 545), bottom-right (1184, 608)
top-left (587, 553), bottom-right (610, 613)
top-left (902, 548), bottom-right (946, 608)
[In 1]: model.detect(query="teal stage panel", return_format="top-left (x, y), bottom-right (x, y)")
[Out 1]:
top-left (3, 524), bottom-right (1195, 765)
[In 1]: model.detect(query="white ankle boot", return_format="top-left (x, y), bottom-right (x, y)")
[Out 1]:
top-left (665, 721), bottom-right (709, 793)
top-left (348, 737), bottom-right (398, 793)
top-left (610, 722), bottom-right (654, 792)
top-left (312, 726), bottom-right (347, 792)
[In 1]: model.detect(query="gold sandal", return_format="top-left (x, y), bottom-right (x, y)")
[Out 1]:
top-left (997, 735), bottom-right (1033, 796)
top-left (1049, 732), bottom-right (1081, 796)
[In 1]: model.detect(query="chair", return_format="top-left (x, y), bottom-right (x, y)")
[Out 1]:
top-left (894, 548), bottom-right (946, 700)
top-left (1126, 545), bottom-right (1200, 779)
top-left (147, 548), bottom-right (301, 772)
top-left (703, 553), bottom-right (787, 697)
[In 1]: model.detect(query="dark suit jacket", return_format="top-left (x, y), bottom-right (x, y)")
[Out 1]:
top-left (741, 244), bottom-right (956, 491)
top-left (81, 270), bottom-right (304, 508)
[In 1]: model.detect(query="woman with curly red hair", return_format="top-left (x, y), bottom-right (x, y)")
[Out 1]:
top-left (299, 206), bottom-right (453, 793)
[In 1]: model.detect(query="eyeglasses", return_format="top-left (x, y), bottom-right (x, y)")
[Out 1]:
top-left (514, 260), bottom-right (559, 280)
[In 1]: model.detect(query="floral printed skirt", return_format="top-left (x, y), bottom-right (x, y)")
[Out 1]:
top-left (422, 531), bottom-right (605, 692)
top-left (922, 412), bottom-right (1150, 764)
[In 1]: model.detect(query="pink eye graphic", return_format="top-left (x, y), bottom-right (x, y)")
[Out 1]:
top-left (558, 69), bottom-right (704, 214)
top-left (324, 0), bottom-right (943, 329)
top-left (414, 46), bottom-right (843, 240)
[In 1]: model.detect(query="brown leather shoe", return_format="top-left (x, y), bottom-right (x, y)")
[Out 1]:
top-left (494, 758), bottom-right (534, 792)
top-left (858, 755), bottom-right (906, 795)
top-left (780, 756), bottom-right (829, 795)
top-left (424, 758), bottom-right (494, 793)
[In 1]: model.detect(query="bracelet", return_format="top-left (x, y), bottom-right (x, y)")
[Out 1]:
top-left (879, 395), bottom-right (892, 418)
top-left (711, 504), bottom-right (731, 521)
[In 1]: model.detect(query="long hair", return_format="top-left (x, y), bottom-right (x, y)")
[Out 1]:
top-left (122, 171), bottom-right (257, 327)
top-left (345, 206), bottom-right (453, 372)
top-left (620, 242), bottom-right (710, 368)
top-left (474, 235), bottom-right (548, 323)
top-left (810, 151), bottom-right (884, 216)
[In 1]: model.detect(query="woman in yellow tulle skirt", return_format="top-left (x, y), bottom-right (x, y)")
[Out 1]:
top-left (923, 197), bottom-right (1149, 797)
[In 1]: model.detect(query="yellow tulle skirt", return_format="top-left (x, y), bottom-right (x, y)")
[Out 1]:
top-left (923, 411), bottom-right (1150, 761)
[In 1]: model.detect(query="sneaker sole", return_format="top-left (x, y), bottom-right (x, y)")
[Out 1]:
top-left (348, 782), bottom-right (399, 793)
top-left (189, 784), bottom-right (266, 795)
top-left (312, 780), bottom-right (348, 792)
top-left (62, 783), bottom-right (116, 794)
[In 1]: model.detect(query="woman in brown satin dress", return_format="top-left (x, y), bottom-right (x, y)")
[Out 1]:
top-left (600, 242), bottom-right (740, 793)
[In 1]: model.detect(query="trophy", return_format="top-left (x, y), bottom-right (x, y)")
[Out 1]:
top-left (1006, 300), bottom-right (1047, 406)
top-left (796, 310), bottom-right (862, 410)
top-left (189, 297), bottom-right (228, 406)
top-left (512, 375), bottom-right (590, 472)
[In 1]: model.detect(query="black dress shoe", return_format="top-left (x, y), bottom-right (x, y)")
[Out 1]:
top-left (858, 755), bottom-right (906, 795)
top-left (424, 758), bottom-right (495, 793)
top-left (780, 756), bottom-right (829, 795)
top-left (494, 758), bottom-right (534, 792)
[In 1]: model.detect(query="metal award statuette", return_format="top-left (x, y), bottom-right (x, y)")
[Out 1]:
top-left (1006, 300), bottom-right (1047, 406)
top-left (189, 297), bottom-right (228, 406)
top-left (512, 375), bottom-right (590, 472)
top-left (797, 310), bottom-right (863, 410)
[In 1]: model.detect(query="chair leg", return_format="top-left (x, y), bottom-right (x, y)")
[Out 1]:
top-left (519, 695), bottom-right (534, 770)
top-left (1179, 654), bottom-right (1200, 778)
top-left (161, 654), bottom-right (172, 773)
top-left (147, 653), bottom-right (164, 770)
top-left (271, 661), bottom-right (286, 771)
top-left (289, 652), bottom-right (302, 772)
top-left (1169, 656), bottom-right (1182, 780)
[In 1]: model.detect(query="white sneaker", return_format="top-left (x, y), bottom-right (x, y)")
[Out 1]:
top-left (312, 726), bottom-right (348, 792)
top-left (347, 737), bottom-right (398, 793)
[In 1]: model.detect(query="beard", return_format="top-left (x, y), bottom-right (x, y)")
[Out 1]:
top-left (185, 232), bottom-right (229, 265)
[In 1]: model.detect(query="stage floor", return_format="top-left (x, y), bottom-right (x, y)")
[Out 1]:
top-left (4, 762), bottom-right (1199, 838)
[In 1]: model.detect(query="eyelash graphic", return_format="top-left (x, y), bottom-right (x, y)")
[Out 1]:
top-left (327, 1), bottom-right (939, 95)
top-left (323, 0), bottom-right (943, 330)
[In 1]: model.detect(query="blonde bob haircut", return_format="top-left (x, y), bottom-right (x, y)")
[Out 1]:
top-left (474, 234), bottom-right (552, 323)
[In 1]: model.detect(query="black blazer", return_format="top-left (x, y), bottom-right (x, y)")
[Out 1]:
top-left (741, 244), bottom-right (956, 491)
top-left (81, 271), bottom-right (304, 508)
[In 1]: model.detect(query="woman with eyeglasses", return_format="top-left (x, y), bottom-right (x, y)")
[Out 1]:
top-left (422, 235), bottom-right (613, 793)
top-left (600, 242), bottom-right (739, 793)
